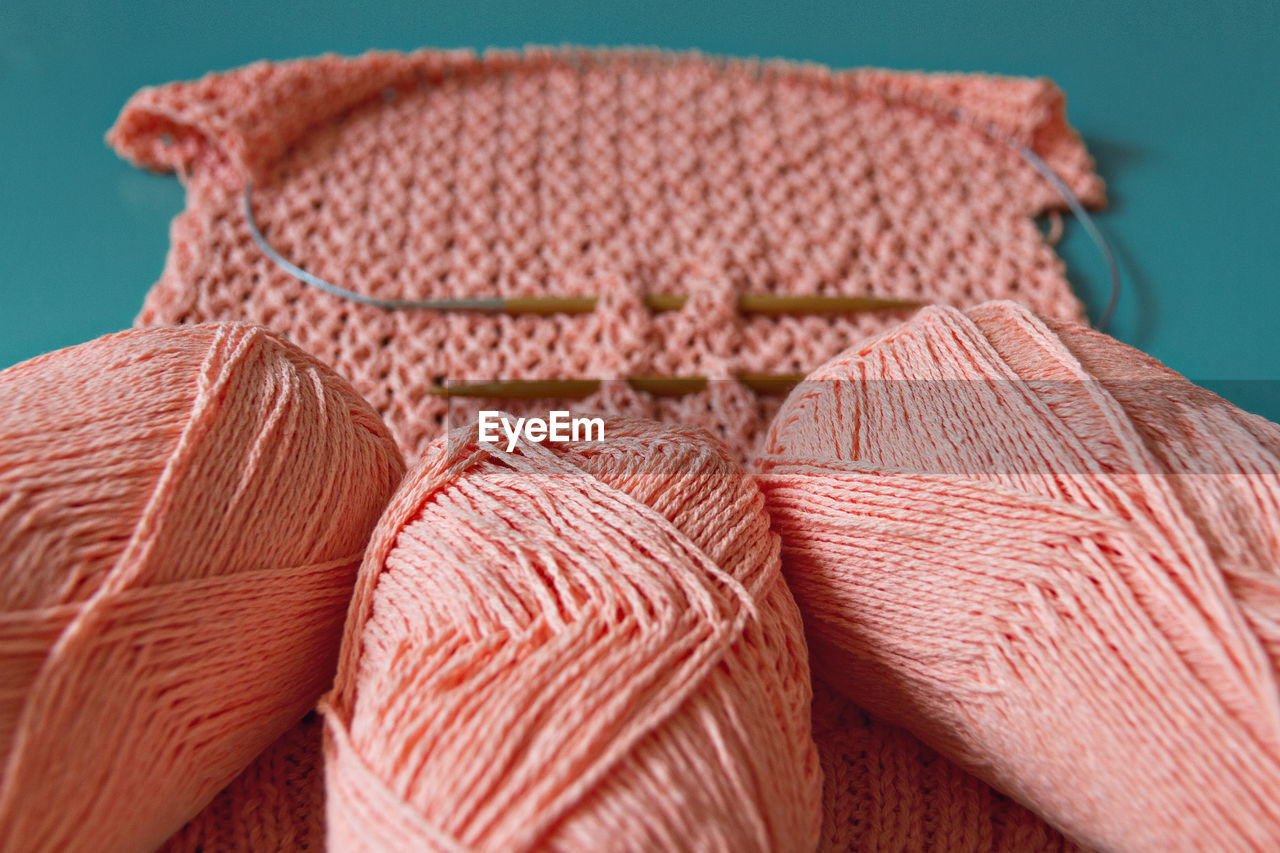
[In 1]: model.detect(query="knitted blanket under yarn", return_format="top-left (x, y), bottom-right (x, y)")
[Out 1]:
top-left (108, 48), bottom-right (1106, 851)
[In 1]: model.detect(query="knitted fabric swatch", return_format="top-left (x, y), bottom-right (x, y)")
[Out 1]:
top-left (161, 713), bottom-right (325, 853)
top-left (109, 47), bottom-right (1102, 463)
top-left (810, 680), bottom-right (1083, 852)
top-left (109, 48), bottom-right (1104, 851)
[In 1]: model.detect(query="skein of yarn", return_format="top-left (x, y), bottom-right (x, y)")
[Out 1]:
top-left (322, 416), bottom-right (822, 852)
top-left (0, 323), bottom-right (405, 852)
top-left (759, 301), bottom-right (1280, 851)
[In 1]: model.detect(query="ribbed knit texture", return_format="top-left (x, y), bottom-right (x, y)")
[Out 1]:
top-left (809, 681), bottom-right (1082, 852)
top-left (108, 48), bottom-right (1105, 851)
top-left (161, 713), bottom-right (326, 853)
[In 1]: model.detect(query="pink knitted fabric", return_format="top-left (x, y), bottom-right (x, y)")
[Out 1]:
top-left (109, 49), bottom-right (1106, 851)
top-left (162, 713), bottom-right (326, 852)
top-left (809, 681), bottom-right (1082, 852)
top-left (109, 48), bottom-right (1102, 463)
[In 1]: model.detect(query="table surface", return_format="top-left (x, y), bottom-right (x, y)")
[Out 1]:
top-left (2, 0), bottom-right (1277, 417)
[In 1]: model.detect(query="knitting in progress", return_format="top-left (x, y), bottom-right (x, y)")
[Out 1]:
top-left (98, 46), bottom-right (1116, 852)
top-left (100, 47), bottom-right (1120, 852)
top-left (108, 48), bottom-right (1102, 461)
top-left (761, 301), bottom-right (1280, 850)
top-left (0, 324), bottom-right (404, 852)
top-left (0, 42), bottom-right (1266, 853)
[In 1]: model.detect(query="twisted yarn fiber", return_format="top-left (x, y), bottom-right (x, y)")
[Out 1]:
top-left (108, 47), bottom-right (1102, 460)
top-left (323, 417), bottom-right (823, 852)
top-left (0, 324), bottom-right (404, 852)
top-left (760, 301), bottom-right (1280, 851)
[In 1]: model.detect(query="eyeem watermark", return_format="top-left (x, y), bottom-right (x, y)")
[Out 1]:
top-left (478, 410), bottom-right (605, 451)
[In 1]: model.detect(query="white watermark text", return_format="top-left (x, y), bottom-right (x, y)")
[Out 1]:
top-left (478, 410), bottom-right (605, 451)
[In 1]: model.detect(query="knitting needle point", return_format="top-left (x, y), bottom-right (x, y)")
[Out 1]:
top-left (501, 293), bottom-right (923, 316)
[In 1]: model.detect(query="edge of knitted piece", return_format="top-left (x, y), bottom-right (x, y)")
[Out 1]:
top-left (106, 46), bottom-right (1104, 208)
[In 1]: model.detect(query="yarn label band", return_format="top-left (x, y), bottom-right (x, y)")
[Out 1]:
top-left (478, 410), bottom-right (606, 451)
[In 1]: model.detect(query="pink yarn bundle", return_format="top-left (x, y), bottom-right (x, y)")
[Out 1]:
top-left (760, 301), bottom-right (1280, 850)
top-left (322, 417), bottom-right (822, 852)
top-left (0, 324), bottom-right (404, 852)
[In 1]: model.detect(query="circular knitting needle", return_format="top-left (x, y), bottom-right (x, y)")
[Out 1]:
top-left (426, 373), bottom-right (808, 399)
top-left (244, 185), bottom-right (922, 316)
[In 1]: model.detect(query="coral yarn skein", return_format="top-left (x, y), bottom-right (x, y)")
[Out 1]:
top-left (323, 416), bottom-right (822, 852)
top-left (760, 301), bottom-right (1280, 851)
top-left (0, 324), bottom-right (404, 852)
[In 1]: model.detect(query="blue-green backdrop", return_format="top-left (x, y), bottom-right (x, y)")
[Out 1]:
top-left (2, 1), bottom-right (1277, 415)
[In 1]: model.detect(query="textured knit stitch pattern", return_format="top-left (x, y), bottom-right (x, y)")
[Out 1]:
top-left (109, 47), bottom-right (1106, 852)
top-left (761, 301), bottom-right (1280, 851)
top-left (0, 324), bottom-right (405, 852)
top-left (161, 713), bottom-right (327, 853)
top-left (323, 416), bottom-right (822, 852)
top-left (109, 47), bottom-right (1103, 464)
top-left (808, 680), bottom-right (1082, 852)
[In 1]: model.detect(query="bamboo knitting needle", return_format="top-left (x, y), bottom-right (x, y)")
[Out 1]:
top-left (427, 373), bottom-right (808, 399)
top-left (500, 293), bottom-right (922, 316)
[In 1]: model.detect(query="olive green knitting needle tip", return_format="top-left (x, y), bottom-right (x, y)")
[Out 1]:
top-left (502, 293), bottom-right (922, 316)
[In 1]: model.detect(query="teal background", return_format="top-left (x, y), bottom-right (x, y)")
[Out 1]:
top-left (2, 1), bottom-right (1277, 414)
